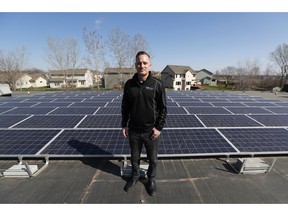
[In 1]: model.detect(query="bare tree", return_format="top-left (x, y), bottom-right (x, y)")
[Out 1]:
top-left (45, 36), bottom-right (81, 88)
top-left (270, 43), bottom-right (288, 88)
top-left (107, 28), bottom-right (131, 68)
top-left (0, 47), bottom-right (27, 91)
top-left (128, 34), bottom-right (150, 67)
top-left (82, 27), bottom-right (106, 90)
top-left (220, 66), bottom-right (237, 88)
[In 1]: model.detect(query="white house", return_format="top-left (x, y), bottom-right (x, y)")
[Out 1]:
top-left (161, 65), bottom-right (197, 90)
top-left (15, 74), bottom-right (48, 89)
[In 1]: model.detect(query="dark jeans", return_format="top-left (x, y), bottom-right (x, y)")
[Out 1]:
top-left (128, 129), bottom-right (159, 181)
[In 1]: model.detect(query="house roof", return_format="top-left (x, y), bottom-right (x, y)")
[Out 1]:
top-left (104, 68), bottom-right (135, 74)
top-left (195, 69), bottom-right (213, 75)
top-left (164, 65), bottom-right (195, 75)
top-left (49, 69), bottom-right (90, 75)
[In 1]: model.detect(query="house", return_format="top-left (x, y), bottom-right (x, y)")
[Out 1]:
top-left (161, 65), bottom-right (197, 90)
top-left (48, 69), bottom-right (93, 89)
top-left (103, 68), bottom-right (135, 89)
top-left (195, 69), bottom-right (214, 85)
top-left (15, 73), bottom-right (48, 89)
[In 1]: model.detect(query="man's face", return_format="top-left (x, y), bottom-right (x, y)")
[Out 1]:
top-left (135, 54), bottom-right (151, 77)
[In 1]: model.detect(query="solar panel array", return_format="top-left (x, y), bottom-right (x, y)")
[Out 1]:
top-left (1, 90), bottom-right (288, 158)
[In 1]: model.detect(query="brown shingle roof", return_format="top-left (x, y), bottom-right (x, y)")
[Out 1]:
top-left (103, 68), bottom-right (135, 74)
top-left (165, 65), bottom-right (195, 75)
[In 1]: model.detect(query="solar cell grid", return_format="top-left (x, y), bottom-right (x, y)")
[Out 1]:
top-left (3, 107), bottom-right (55, 115)
top-left (40, 129), bottom-right (129, 156)
top-left (226, 107), bottom-right (273, 114)
top-left (265, 107), bottom-right (288, 114)
top-left (69, 102), bottom-right (107, 107)
top-left (219, 128), bottom-right (288, 153)
top-left (167, 107), bottom-right (187, 114)
top-left (165, 115), bottom-right (204, 128)
top-left (33, 102), bottom-right (73, 107)
top-left (0, 115), bottom-right (30, 128)
top-left (77, 115), bottom-right (121, 128)
top-left (0, 129), bottom-right (61, 155)
top-left (197, 114), bottom-right (262, 127)
top-left (95, 107), bottom-right (121, 114)
top-left (13, 115), bottom-right (84, 128)
top-left (249, 115), bottom-right (288, 126)
top-left (185, 107), bottom-right (231, 114)
top-left (159, 129), bottom-right (237, 155)
top-left (48, 107), bottom-right (98, 115)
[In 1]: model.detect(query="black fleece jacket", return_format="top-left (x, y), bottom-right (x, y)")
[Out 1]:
top-left (121, 72), bottom-right (167, 132)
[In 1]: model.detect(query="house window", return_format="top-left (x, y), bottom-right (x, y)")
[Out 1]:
top-left (80, 81), bottom-right (85, 85)
top-left (176, 81), bottom-right (181, 85)
top-left (181, 74), bottom-right (185, 78)
top-left (186, 82), bottom-right (191, 85)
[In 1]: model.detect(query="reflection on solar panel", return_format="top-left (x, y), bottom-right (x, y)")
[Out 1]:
top-left (13, 115), bottom-right (85, 128)
top-left (197, 115), bottom-right (262, 127)
top-left (185, 107), bottom-right (231, 114)
top-left (0, 129), bottom-right (61, 155)
top-left (226, 107), bottom-right (273, 114)
top-left (159, 129), bottom-right (238, 155)
top-left (165, 115), bottom-right (203, 128)
top-left (249, 115), bottom-right (288, 126)
top-left (219, 128), bottom-right (288, 153)
top-left (40, 129), bottom-right (129, 156)
top-left (77, 115), bottom-right (121, 128)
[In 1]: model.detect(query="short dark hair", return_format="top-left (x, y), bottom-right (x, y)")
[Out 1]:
top-left (136, 51), bottom-right (150, 60)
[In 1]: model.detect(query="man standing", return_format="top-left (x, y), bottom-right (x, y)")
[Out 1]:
top-left (121, 51), bottom-right (167, 196)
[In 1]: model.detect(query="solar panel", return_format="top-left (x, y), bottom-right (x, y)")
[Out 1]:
top-left (167, 107), bottom-right (187, 114)
top-left (13, 115), bottom-right (85, 128)
top-left (226, 107), bottom-right (273, 114)
top-left (242, 102), bottom-right (278, 107)
top-left (197, 114), bottom-right (262, 127)
top-left (48, 107), bottom-right (98, 115)
top-left (0, 129), bottom-right (61, 155)
top-left (3, 107), bottom-right (55, 115)
top-left (219, 128), bottom-right (288, 153)
top-left (1, 102), bottom-right (38, 107)
top-left (158, 129), bottom-right (238, 156)
top-left (0, 107), bottom-right (14, 114)
top-left (185, 107), bottom-right (231, 114)
top-left (0, 115), bottom-right (30, 128)
top-left (95, 107), bottom-right (121, 114)
top-left (178, 102), bottom-right (213, 107)
top-left (77, 115), bottom-right (121, 128)
top-left (39, 129), bottom-right (129, 156)
top-left (249, 115), bottom-right (288, 126)
top-left (33, 102), bottom-right (73, 107)
top-left (69, 102), bottom-right (107, 107)
top-left (211, 102), bottom-right (246, 107)
top-left (165, 115), bottom-right (204, 128)
top-left (264, 107), bottom-right (288, 114)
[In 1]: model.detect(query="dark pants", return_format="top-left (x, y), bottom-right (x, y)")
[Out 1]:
top-left (128, 129), bottom-right (159, 181)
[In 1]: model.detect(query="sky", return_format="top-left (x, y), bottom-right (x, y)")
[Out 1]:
top-left (1, 1), bottom-right (288, 74)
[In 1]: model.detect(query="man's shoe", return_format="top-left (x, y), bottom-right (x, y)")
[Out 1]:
top-left (124, 179), bottom-right (137, 192)
top-left (148, 179), bottom-right (156, 196)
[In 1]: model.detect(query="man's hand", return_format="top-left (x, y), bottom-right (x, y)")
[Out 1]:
top-left (122, 127), bottom-right (128, 138)
top-left (151, 127), bottom-right (161, 140)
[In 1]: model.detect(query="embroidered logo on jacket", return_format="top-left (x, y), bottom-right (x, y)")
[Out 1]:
top-left (145, 86), bottom-right (154, 91)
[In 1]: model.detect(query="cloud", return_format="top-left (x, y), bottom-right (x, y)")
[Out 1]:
top-left (94, 19), bottom-right (103, 29)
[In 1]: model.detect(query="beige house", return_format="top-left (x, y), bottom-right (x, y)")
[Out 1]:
top-left (161, 65), bottom-right (197, 90)
top-left (103, 68), bottom-right (135, 89)
top-left (48, 69), bottom-right (93, 89)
